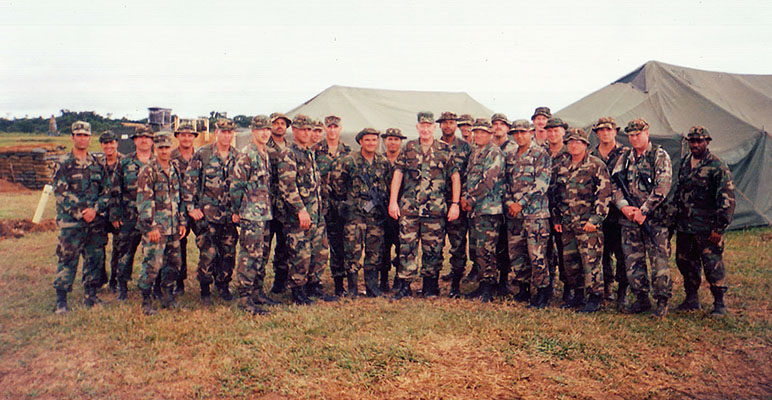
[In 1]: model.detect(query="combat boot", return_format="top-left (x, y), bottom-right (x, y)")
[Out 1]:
top-left (391, 281), bottom-right (412, 301)
top-left (270, 269), bottom-right (288, 294)
top-left (200, 284), bottom-right (213, 306)
top-left (496, 272), bottom-right (512, 297)
top-left (364, 269), bottom-right (383, 298)
top-left (562, 288), bottom-right (585, 309)
top-left (562, 286), bottom-right (573, 303)
top-left (379, 269), bottom-right (390, 293)
top-left (160, 286), bottom-right (178, 309)
top-left (579, 294), bottom-right (602, 313)
top-left (346, 272), bottom-right (359, 298)
top-left (710, 287), bottom-right (729, 316)
top-left (291, 286), bottom-right (313, 305)
top-left (239, 296), bottom-right (269, 316)
top-left (152, 277), bottom-right (163, 299)
top-left (217, 283), bottom-right (233, 302)
top-left (448, 273), bottom-right (462, 299)
top-left (604, 282), bottom-right (615, 301)
top-left (117, 281), bottom-right (128, 301)
top-left (616, 284), bottom-right (629, 310)
top-left (392, 276), bottom-right (403, 294)
top-left (108, 280), bottom-right (117, 294)
top-left (514, 282), bottom-right (531, 303)
top-left (333, 276), bottom-right (346, 297)
top-left (653, 298), bottom-right (669, 318)
top-left (54, 289), bottom-right (69, 314)
top-left (675, 288), bottom-right (700, 311)
top-left (626, 294), bottom-right (652, 314)
top-left (478, 280), bottom-right (494, 303)
top-left (83, 286), bottom-right (102, 308)
top-left (529, 287), bottom-right (550, 309)
top-left (306, 281), bottom-right (338, 302)
top-left (141, 289), bottom-right (157, 316)
top-left (174, 279), bottom-right (185, 296)
top-left (253, 287), bottom-right (280, 306)
top-left (421, 276), bottom-right (438, 299)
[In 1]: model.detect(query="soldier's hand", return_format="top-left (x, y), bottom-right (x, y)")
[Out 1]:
top-left (554, 224), bottom-right (563, 233)
top-left (189, 209), bottom-right (204, 221)
top-left (708, 231), bottom-right (722, 245)
top-left (509, 203), bottom-right (522, 218)
top-left (621, 206), bottom-right (637, 221)
top-left (179, 226), bottom-right (186, 239)
top-left (112, 221), bottom-right (122, 229)
top-left (447, 203), bottom-right (460, 222)
top-left (583, 222), bottom-right (597, 232)
top-left (633, 209), bottom-right (647, 225)
top-left (232, 214), bottom-right (240, 224)
top-left (388, 201), bottom-right (400, 220)
top-left (82, 208), bottom-right (97, 223)
top-left (298, 209), bottom-right (311, 230)
top-left (148, 229), bottom-right (161, 242)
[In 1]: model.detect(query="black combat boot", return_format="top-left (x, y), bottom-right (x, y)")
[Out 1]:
top-left (421, 276), bottom-right (437, 299)
top-left (54, 289), bottom-right (69, 314)
top-left (333, 276), bottom-right (346, 297)
top-left (604, 282), bottom-right (615, 301)
top-left (496, 272), bottom-right (512, 297)
top-left (253, 287), bottom-right (280, 306)
top-left (152, 276), bottom-right (163, 299)
top-left (448, 273), bottom-right (462, 299)
top-left (562, 288), bottom-right (585, 309)
top-left (626, 294), bottom-right (652, 314)
top-left (174, 279), bottom-right (185, 296)
top-left (306, 281), bottom-right (338, 302)
top-left (239, 296), bottom-right (269, 315)
top-left (379, 269), bottom-right (390, 293)
top-left (579, 293), bottom-right (602, 313)
top-left (676, 284), bottom-right (700, 311)
top-left (616, 284), bottom-right (629, 310)
top-left (83, 286), bottom-right (102, 308)
top-left (200, 283), bottom-right (212, 306)
top-left (117, 281), bottom-right (128, 301)
top-left (270, 269), bottom-right (288, 294)
top-left (141, 289), bottom-right (157, 316)
top-left (291, 286), bottom-right (313, 305)
top-left (478, 280), bottom-right (494, 303)
top-left (346, 272), bottom-right (359, 298)
top-left (529, 287), bottom-right (551, 309)
top-left (392, 276), bottom-right (403, 294)
top-left (217, 283), bottom-right (233, 301)
top-left (108, 279), bottom-right (117, 294)
top-left (710, 286), bottom-right (728, 316)
top-left (653, 298), bottom-right (669, 318)
top-left (160, 286), bottom-right (178, 309)
top-left (364, 269), bottom-right (383, 297)
top-left (514, 282), bottom-right (531, 303)
top-left (391, 281), bottom-right (412, 301)
top-left (562, 286), bottom-right (573, 303)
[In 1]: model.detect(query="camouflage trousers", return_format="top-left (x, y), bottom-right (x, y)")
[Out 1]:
top-left (344, 213), bottom-right (384, 274)
top-left (326, 205), bottom-right (347, 278)
top-left (235, 220), bottom-right (269, 297)
top-left (561, 226), bottom-right (604, 297)
top-left (445, 210), bottom-right (468, 274)
top-left (507, 217), bottom-right (550, 289)
top-left (53, 226), bottom-right (106, 292)
top-left (675, 232), bottom-right (727, 295)
top-left (469, 214), bottom-right (502, 281)
top-left (381, 216), bottom-right (401, 274)
top-left (621, 223), bottom-right (672, 300)
top-left (195, 221), bottom-right (238, 287)
top-left (602, 218), bottom-right (627, 288)
top-left (115, 224), bottom-right (142, 284)
top-left (546, 227), bottom-right (566, 289)
top-left (137, 234), bottom-right (181, 291)
top-left (266, 218), bottom-right (289, 274)
top-left (398, 215), bottom-right (445, 281)
top-left (286, 219), bottom-right (329, 289)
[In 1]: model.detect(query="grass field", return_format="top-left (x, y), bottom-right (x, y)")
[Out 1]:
top-left (1, 135), bottom-right (771, 399)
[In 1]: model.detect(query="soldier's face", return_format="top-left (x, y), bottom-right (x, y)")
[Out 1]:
top-left (311, 128), bottom-right (324, 143)
top-left (595, 127), bottom-right (616, 145)
top-left (156, 145), bottom-right (172, 162)
top-left (688, 138), bottom-right (709, 158)
top-left (512, 130), bottom-right (532, 147)
top-left (416, 122), bottom-right (435, 141)
top-left (177, 132), bottom-right (196, 150)
top-left (100, 140), bottom-right (118, 157)
top-left (293, 127), bottom-right (310, 146)
top-left (473, 130), bottom-right (492, 147)
top-left (134, 135), bottom-right (153, 152)
top-left (533, 115), bottom-right (548, 130)
top-left (360, 135), bottom-right (379, 155)
top-left (216, 129), bottom-right (234, 148)
top-left (546, 127), bottom-right (565, 145)
top-left (72, 133), bottom-right (91, 151)
top-left (384, 136), bottom-right (402, 153)
top-left (459, 125), bottom-right (473, 141)
top-left (271, 119), bottom-right (287, 136)
top-left (492, 121), bottom-right (509, 138)
top-left (324, 124), bottom-right (341, 141)
top-left (566, 139), bottom-right (588, 157)
top-left (252, 128), bottom-right (271, 146)
top-left (628, 129), bottom-right (649, 151)
top-left (440, 120), bottom-right (457, 136)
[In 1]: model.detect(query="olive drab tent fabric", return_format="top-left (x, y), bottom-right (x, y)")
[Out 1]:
top-left (557, 60), bottom-right (772, 230)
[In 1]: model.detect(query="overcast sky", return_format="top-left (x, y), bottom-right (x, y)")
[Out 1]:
top-left (2, 0), bottom-right (771, 121)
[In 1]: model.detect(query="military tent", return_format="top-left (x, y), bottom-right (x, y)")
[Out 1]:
top-left (557, 60), bottom-right (772, 230)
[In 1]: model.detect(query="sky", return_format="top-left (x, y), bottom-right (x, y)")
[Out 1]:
top-left (1, 0), bottom-right (771, 121)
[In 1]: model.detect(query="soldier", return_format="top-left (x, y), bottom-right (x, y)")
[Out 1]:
top-left (266, 112), bottom-right (293, 294)
top-left (436, 112), bottom-right (473, 296)
top-left (488, 113), bottom-right (515, 296)
top-left (96, 130), bottom-right (123, 293)
top-left (550, 128), bottom-right (611, 313)
top-left (229, 115), bottom-right (276, 315)
top-left (331, 128), bottom-right (391, 297)
top-left (135, 133), bottom-right (186, 315)
top-left (457, 114), bottom-right (474, 143)
top-left (312, 115), bottom-right (352, 296)
top-left (52, 121), bottom-right (109, 313)
top-left (460, 119), bottom-right (504, 302)
top-left (505, 119), bottom-right (552, 308)
top-left (388, 111), bottom-right (460, 300)
top-left (183, 118), bottom-right (240, 305)
top-left (170, 121), bottom-right (198, 295)
top-left (531, 106), bottom-right (552, 146)
top-left (276, 115), bottom-right (337, 304)
top-left (111, 125), bottom-right (155, 301)
top-left (673, 126), bottom-right (735, 316)
top-left (590, 117), bottom-right (630, 307)
top-left (544, 117), bottom-right (571, 302)
top-left (610, 118), bottom-right (673, 317)
top-left (380, 128), bottom-right (406, 292)
top-left (310, 120), bottom-right (325, 145)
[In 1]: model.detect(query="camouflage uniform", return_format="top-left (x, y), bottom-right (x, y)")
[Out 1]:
top-left (182, 143), bottom-right (240, 291)
top-left (312, 139), bottom-right (351, 279)
top-left (171, 147), bottom-right (195, 287)
top-left (266, 135), bottom-right (291, 288)
top-left (441, 135), bottom-right (473, 278)
top-left (546, 145), bottom-right (571, 293)
top-left (136, 159), bottom-right (185, 292)
top-left (674, 127), bottom-right (735, 310)
top-left (230, 142), bottom-right (273, 298)
top-left (550, 149), bottom-right (611, 299)
top-left (380, 128), bottom-right (405, 286)
top-left (611, 138), bottom-right (673, 304)
top-left (505, 141), bottom-right (552, 291)
top-left (94, 150), bottom-right (123, 289)
top-left (495, 138), bottom-right (518, 285)
top-left (394, 139), bottom-right (458, 282)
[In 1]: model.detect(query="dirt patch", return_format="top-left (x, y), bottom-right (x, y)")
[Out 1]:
top-left (0, 143), bottom-right (63, 153)
top-left (0, 178), bottom-right (33, 193)
top-left (0, 219), bottom-right (56, 240)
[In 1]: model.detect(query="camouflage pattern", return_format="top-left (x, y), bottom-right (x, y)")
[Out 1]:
top-left (135, 159), bottom-right (185, 291)
top-left (469, 215), bottom-right (502, 281)
top-left (546, 146), bottom-right (571, 289)
top-left (496, 138), bottom-right (519, 279)
top-left (457, 114), bottom-right (474, 126)
top-left (195, 222), bottom-right (239, 287)
top-left (131, 124), bottom-right (153, 139)
top-left (531, 107), bottom-right (552, 120)
top-left (675, 233), bottom-right (727, 298)
top-left (509, 119), bottom-right (532, 133)
top-left (442, 135), bottom-right (473, 275)
top-left (235, 220), bottom-right (269, 297)
top-left (230, 143), bottom-right (273, 223)
top-left (621, 224), bottom-right (672, 299)
top-left (324, 115), bottom-right (341, 126)
top-left (545, 117), bottom-right (568, 130)
top-left (561, 229), bottom-right (604, 295)
top-left (394, 139), bottom-right (458, 217)
top-left (382, 128), bottom-right (406, 139)
top-left (250, 115), bottom-right (271, 130)
top-left (624, 118), bottom-right (649, 135)
top-left (591, 116), bottom-right (620, 133)
top-left (266, 136), bottom-right (291, 277)
top-left (94, 152), bottom-right (123, 287)
top-left (397, 215), bottom-right (445, 280)
top-left (175, 121), bottom-right (197, 135)
top-left (52, 151), bottom-right (109, 291)
top-left (215, 118), bottom-right (236, 131)
top-left (72, 120), bottom-right (91, 135)
top-left (463, 141), bottom-right (503, 218)
top-left (170, 147), bottom-right (194, 282)
top-left (507, 217), bottom-right (550, 289)
top-left (355, 127), bottom-right (380, 143)
top-left (381, 157), bottom-right (401, 275)
top-left (99, 130), bottom-right (118, 143)
top-left (417, 111), bottom-right (435, 123)
top-left (686, 125), bottom-right (711, 140)
top-left (491, 113), bottom-right (510, 126)
top-left (610, 143), bottom-right (672, 223)
top-left (436, 111), bottom-right (458, 122)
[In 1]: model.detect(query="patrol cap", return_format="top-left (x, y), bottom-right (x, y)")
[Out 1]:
top-left (270, 112), bottom-right (292, 126)
top-left (457, 114), bottom-right (474, 126)
top-left (356, 127), bottom-right (381, 143)
top-left (175, 121), bottom-right (198, 136)
top-left (132, 124), bottom-right (154, 139)
top-left (99, 130), bottom-right (117, 143)
top-left (324, 115), bottom-right (341, 127)
top-left (436, 111), bottom-right (458, 123)
top-left (491, 113), bottom-right (510, 126)
top-left (71, 121), bottom-right (91, 135)
top-left (313, 120), bottom-right (324, 130)
top-left (382, 128), bottom-right (406, 139)
top-left (564, 128), bottom-right (590, 145)
top-left (154, 132), bottom-right (174, 148)
top-left (472, 118), bottom-right (492, 133)
top-left (545, 117), bottom-right (568, 130)
top-left (417, 111), bottom-right (435, 123)
top-left (531, 106), bottom-right (552, 120)
top-left (687, 125), bottom-right (711, 140)
top-left (250, 115), bottom-right (271, 130)
top-left (215, 118), bottom-right (236, 131)
top-left (291, 114), bottom-right (311, 129)
top-left (625, 118), bottom-right (649, 135)
top-left (508, 119), bottom-right (532, 134)
top-left (592, 116), bottom-right (620, 132)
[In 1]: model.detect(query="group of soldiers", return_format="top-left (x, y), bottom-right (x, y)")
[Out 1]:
top-left (51, 106), bottom-right (736, 318)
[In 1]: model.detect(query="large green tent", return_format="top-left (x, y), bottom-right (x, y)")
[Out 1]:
top-left (557, 61), bottom-right (772, 230)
